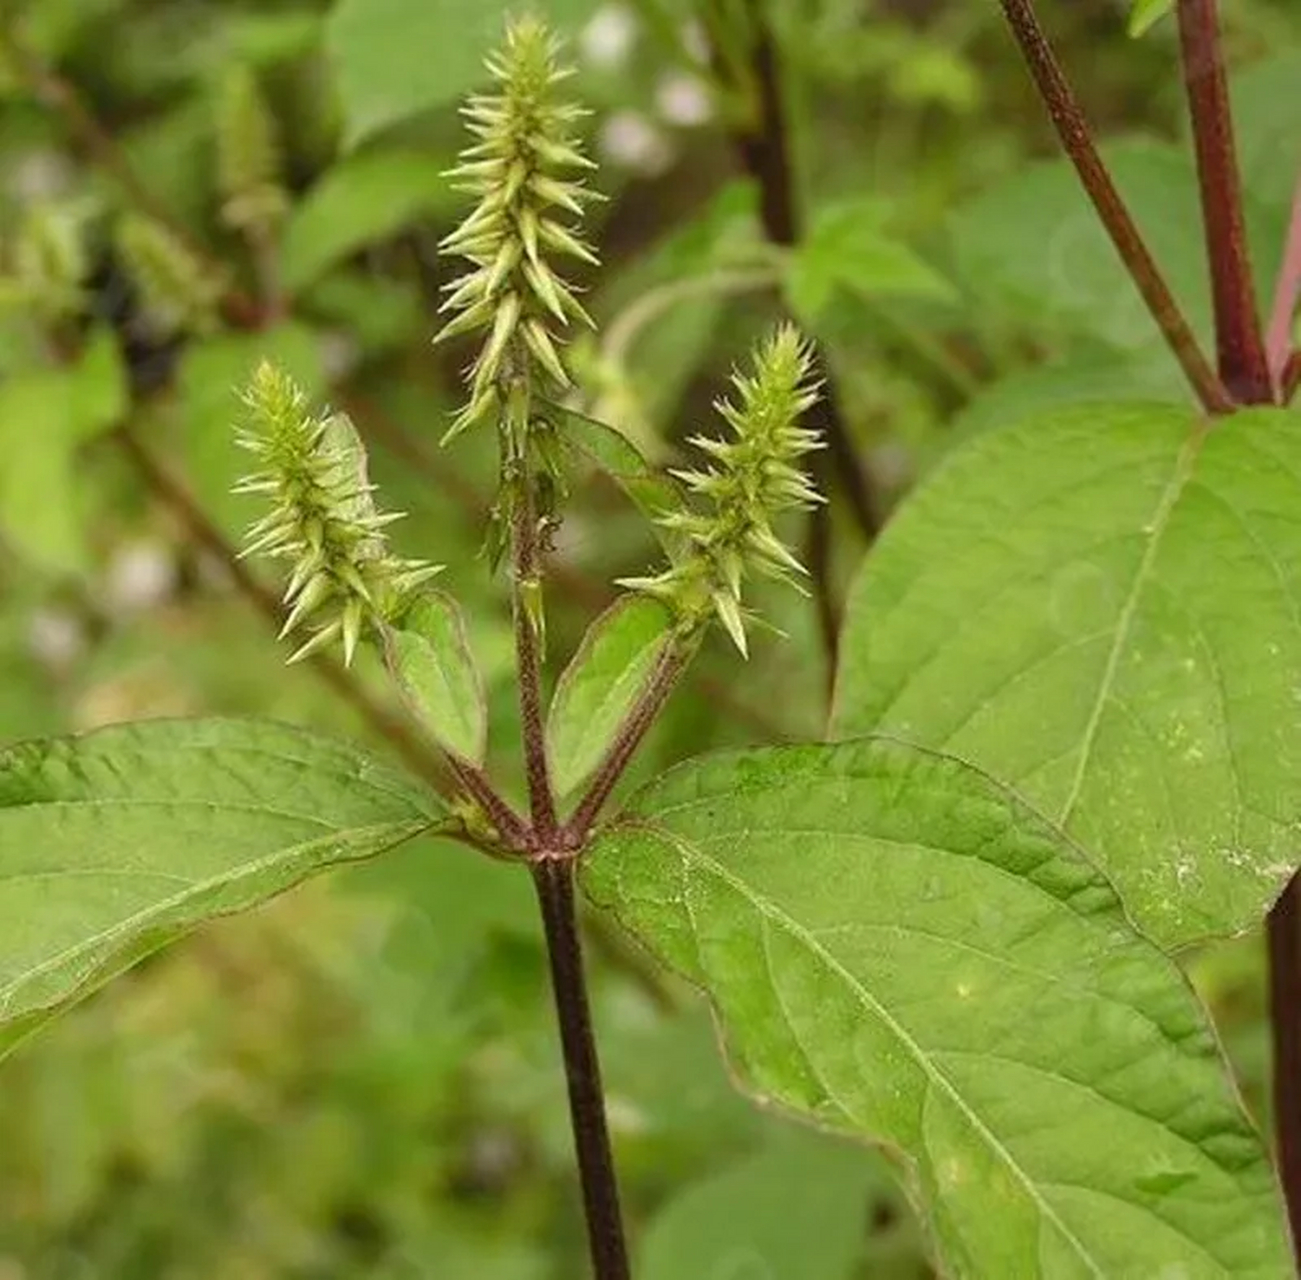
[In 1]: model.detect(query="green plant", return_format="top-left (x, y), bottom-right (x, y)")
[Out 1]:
top-left (1, 2), bottom-right (1300, 1278)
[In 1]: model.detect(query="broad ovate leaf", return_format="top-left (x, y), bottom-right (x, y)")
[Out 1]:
top-left (547, 595), bottom-right (675, 797)
top-left (834, 404), bottom-right (1301, 949)
top-left (0, 718), bottom-right (443, 1052)
top-left (584, 740), bottom-right (1291, 1279)
top-left (383, 593), bottom-right (487, 765)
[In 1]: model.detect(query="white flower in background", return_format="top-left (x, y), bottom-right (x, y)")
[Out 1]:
top-left (598, 110), bottom-right (673, 175)
top-left (105, 539), bottom-right (179, 614)
top-left (655, 72), bottom-right (712, 127)
top-left (579, 4), bottom-right (638, 70)
top-left (27, 606), bottom-right (86, 671)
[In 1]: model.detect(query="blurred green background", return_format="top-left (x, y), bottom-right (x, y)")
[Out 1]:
top-left (0, 0), bottom-right (1296, 1274)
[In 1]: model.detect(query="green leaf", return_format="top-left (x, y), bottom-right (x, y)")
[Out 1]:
top-left (1225, 52), bottom-right (1301, 212)
top-left (584, 739), bottom-right (1291, 1279)
top-left (551, 404), bottom-right (685, 555)
top-left (787, 198), bottom-right (955, 326)
top-left (383, 593), bottom-right (487, 765)
top-left (1128, 0), bottom-right (1173, 36)
top-left (179, 323), bottom-right (324, 539)
top-left (640, 1124), bottom-right (895, 1280)
top-left (547, 596), bottom-right (674, 797)
top-left (327, 0), bottom-right (604, 148)
top-left (833, 404), bottom-right (1301, 949)
top-left (279, 149), bottom-right (460, 295)
top-left (68, 328), bottom-right (127, 441)
top-left (0, 717), bottom-right (444, 1056)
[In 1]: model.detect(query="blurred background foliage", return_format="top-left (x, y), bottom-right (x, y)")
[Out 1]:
top-left (0, 0), bottom-right (1296, 1275)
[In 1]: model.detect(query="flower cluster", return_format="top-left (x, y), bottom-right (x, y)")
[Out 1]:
top-left (621, 325), bottom-right (823, 655)
top-left (215, 63), bottom-right (288, 233)
top-left (235, 363), bottom-right (439, 665)
top-left (434, 16), bottom-right (598, 445)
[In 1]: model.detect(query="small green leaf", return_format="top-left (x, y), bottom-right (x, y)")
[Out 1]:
top-left (384, 593), bottom-right (487, 765)
top-left (67, 328), bottom-right (127, 441)
top-left (548, 596), bottom-right (675, 797)
top-left (328, 0), bottom-right (604, 148)
top-left (584, 740), bottom-right (1292, 1279)
top-left (1128, 0), bottom-right (1173, 36)
top-left (0, 718), bottom-right (443, 1056)
top-left (787, 198), bottom-right (955, 325)
top-left (551, 404), bottom-right (685, 556)
top-left (280, 149), bottom-right (460, 294)
top-left (833, 403), bottom-right (1301, 949)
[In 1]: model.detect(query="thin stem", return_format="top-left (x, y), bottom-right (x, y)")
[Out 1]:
top-left (1175, 0), bottom-right (1273, 404)
top-left (997, 0), bottom-right (1232, 416)
top-left (530, 859), bottom-right (630, 1280)
top-left (512, 473), bottom-right (560, 840)
top-left (566, 639), bottom-right (697, 843)
top-left (1268, 876), bottom-right (1301, 1267)
top-left (1268, 177), bottom-right (1301, 397)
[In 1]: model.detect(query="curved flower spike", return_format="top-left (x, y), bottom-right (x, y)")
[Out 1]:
top-left (434, 16), bottom-right (599, 445)
top-left (235, 362), bottom-right (441, 665)
top-left (618, 325), bottom-right (824, 656)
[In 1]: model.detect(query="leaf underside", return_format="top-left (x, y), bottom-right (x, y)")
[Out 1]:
top-left (0, 717), bottom-right (442, 1054)
top-left (584, 739), bottom-right (1291, 1280)
top-left (833, 404), bottom-right (1301, 950)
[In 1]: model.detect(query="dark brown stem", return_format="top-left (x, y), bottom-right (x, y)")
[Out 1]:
top-left (566, 640), bottom-right (696, 843)
top-left (725, 0), bottom-right (880, 546)
top-left (998, 0), bottom-right (1232, 415)
top-left (1268, 876), bottom-right (1301, 1267)
top-left (1268, 177), bottom-right (1301, 397)
top-left (531, 859), bottom-right (630, 1280)
top-left (113, 429), bottom-right (533, 835)
top-left (1175, 0), bottom-right (1273, 404)
top-left (1286, 351), bottom-right (1301, 403)
top-left (512, 472), bottom-right (560, 840)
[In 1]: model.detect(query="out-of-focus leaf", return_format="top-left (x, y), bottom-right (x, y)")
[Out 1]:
top-left (1127, 0), bottom-right (1172, 37)
top-left (280, 150), bottom-right (459, 294)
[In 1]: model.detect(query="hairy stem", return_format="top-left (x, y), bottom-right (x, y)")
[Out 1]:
top-left (531, 859), bottom-right (630, 1280)
top-left (998, 0), bottom-right (1232, 415)
top-left (1268, 177), bottom-right (1301, 396)
top-left (566, 639), bottom-right (697, 843)
top-left (1175, 0), bottom-right (1272, 404)
top-left (1268, 877), bottom-right (1301, 1267)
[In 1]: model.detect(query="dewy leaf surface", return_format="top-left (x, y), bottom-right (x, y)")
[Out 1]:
top-left (833, 404), bottom-right (1301, 949)
top-left (0, 718), bottom-right (443, 1049)
top-left (583, 740), bottom-right (1291, 1279)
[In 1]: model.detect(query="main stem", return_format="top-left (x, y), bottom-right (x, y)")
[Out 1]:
top-left (532, 859), bottom-right (631, 1280)
top-left (1175, 0), bottom-right (1273, 403)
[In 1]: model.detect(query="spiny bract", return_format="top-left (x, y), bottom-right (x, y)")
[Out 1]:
top-left (434, 16), bottom-right (599, 445)
top-left (235, 362), bottom-right (440, 665)
top-left (621, 325), bottom-right (824, 655)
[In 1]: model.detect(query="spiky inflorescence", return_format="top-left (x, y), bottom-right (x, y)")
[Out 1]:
top-left (235, 363), bottom-right (440, 665)
top-left (620, 325), bottom-right (823, 655)
top-left (215, 64), bottom-right (288, 233)
top-left (434, 16), bottom-right (598, 445)
top-left (116, 213), bottom-right (224, 337)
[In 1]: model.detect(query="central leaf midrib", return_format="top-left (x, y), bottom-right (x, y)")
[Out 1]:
top-left (1056, 427), bottom-right (1207, 827)
top-left (646, 823), bottom-right (1109, 1279)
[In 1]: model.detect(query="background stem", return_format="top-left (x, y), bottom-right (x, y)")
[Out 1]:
top-left (1268, 880), bottom-right (1301, 1267)
top-left (531, 859), bottom-right (631, 1280)
top-left (998, 0), bottom-right (1232, 415)
top-left (1267, 177), bottom-right (1301, 396)
top-left (1175, 0), bottom-right (1273, 403)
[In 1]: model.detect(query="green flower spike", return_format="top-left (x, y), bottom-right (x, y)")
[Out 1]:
top-left (434, 16), bottom-right (599, 446)
top-left (235, 363), bottom-right (441, 666)
top-left (620, 325), bottom-right (824, 656)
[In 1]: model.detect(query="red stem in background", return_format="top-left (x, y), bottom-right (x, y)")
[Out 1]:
top-left (1175, 0), bottom-right (1273, 404)
top-left (998, 0), bottom-right (1232, 415)
top-left (1267, 177), bottom-right (1301, 397)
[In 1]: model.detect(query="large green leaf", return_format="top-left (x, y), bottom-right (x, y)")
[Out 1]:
top-left (833, 404), bottom-right (1301, 949)
top-left (584, 740), bottom-right (1291, 1279)
top-left (547, 595), bottom-right (675, 798)
top-left (0, 718), bottom-right (444, 1053)
top-left (327, 0), bottom-right (603, 148)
